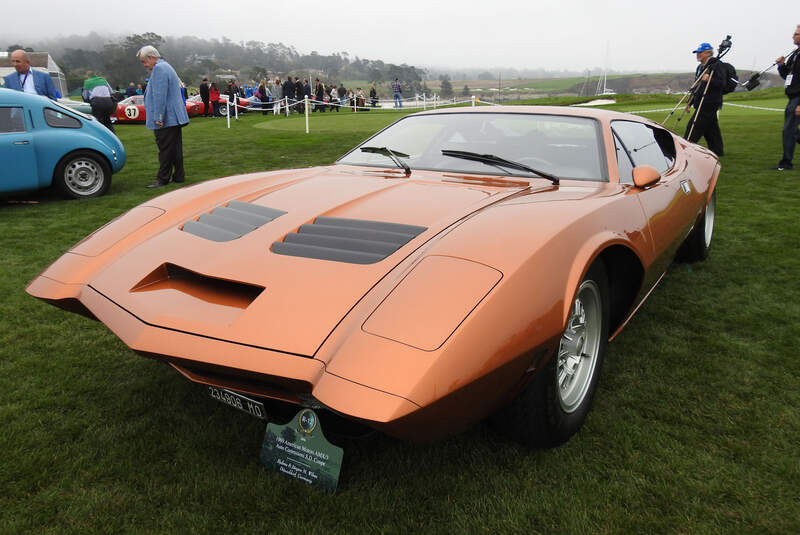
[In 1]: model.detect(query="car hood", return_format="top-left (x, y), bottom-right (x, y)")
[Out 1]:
top-left (86, 166), bottom-right (534, 356)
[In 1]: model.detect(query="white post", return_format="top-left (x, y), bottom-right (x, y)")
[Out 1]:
top-left (225, 96), bottom-right (230, 128)
top-left (285, 96), bottom-right (289, 117)
top-left (471, 95), bottom-right (476, 107)
top-left (305, 96), bottom-right (309, 134)
top-left (234, 95), bottom-right (239, 120)
top-left (423, 94), bottom-right (427, 111)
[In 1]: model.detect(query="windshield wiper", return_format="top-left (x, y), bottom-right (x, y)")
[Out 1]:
top-left (441, 149), bottom-right (559, 185)
top-left (360, 146), bottom-right (411, 176)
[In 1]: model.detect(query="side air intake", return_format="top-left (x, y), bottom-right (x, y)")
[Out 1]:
top-left (272, 217), bottom-right (427, 264)
top-left (182, 200), bottom-right (286, 242)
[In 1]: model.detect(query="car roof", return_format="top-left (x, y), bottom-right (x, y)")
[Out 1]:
top-left (0, 87), bottom-right (53, 106)
top-left (411, 105), bottom-right (645, 124)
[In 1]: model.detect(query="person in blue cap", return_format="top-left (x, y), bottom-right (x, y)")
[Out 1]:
top-left (684, 42), bottom-right (726, 156)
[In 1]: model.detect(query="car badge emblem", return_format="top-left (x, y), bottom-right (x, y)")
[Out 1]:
top-left (297, 408), bottom-right (318, 435)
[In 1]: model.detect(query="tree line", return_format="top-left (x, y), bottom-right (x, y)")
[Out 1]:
top-left (6, 33), bottom-right (428, 96)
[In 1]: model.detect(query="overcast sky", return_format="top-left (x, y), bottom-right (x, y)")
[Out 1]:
top-left (5, 0), bottom-right (798, 73)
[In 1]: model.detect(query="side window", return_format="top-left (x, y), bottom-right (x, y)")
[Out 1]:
top-left (0, 107), bottom-right (26, 133)
top-left (611, 120), bottom-right (673, 174)
top-left (613, 132), bottom-right (634, 184)
top-left (44, 108), bottom-right (81, 129)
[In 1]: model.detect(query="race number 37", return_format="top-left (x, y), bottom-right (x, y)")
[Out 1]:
top-left (124, 106), bottom-right (139, 119)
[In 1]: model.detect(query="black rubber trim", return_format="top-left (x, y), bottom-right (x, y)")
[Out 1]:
top-left (182, 202), bottom-right (287, 242)
top-left (272, 217), bottom-right (427, 264)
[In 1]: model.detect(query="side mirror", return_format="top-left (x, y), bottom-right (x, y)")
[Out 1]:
top-left (632, 165), bottom-right (661, 188)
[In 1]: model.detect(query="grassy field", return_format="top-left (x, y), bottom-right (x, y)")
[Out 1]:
top-left (1, 93), bottom-right (799, 534)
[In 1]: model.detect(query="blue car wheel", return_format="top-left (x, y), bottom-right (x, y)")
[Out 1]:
top-left (54, 150), bottom-right (112, 199)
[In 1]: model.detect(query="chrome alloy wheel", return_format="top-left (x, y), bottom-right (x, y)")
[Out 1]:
top-left (704, 194), bottom-right (716, 249)
top-left (64, 157), bottom-right (104, 197)
top-left (557, 280), bottom-right (602, 413)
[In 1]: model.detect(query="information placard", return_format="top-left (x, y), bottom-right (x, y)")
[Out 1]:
top-left (259, 409), bottom-right (343, 492)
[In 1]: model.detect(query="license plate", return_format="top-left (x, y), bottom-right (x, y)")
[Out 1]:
top-left (208, 386), bottom-right (267, 420)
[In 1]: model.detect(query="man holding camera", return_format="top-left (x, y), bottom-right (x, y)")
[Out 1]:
top-left (773, 25), bottom-right (800, 171)
top-left (684, 42), bottom-right (726, 157)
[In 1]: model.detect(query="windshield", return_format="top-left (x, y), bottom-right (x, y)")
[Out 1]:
top-left (337, 112), bottom-right (607, 181)
top-left (51, 99), bottom-right (93, 121)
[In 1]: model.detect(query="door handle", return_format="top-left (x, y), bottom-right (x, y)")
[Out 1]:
top-left (13, 141), bottom-right (30, 145)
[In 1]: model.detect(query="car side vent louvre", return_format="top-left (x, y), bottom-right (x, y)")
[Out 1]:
top-left (181, 200), bottom-right (286, 242)
top-left (272, 217), bottom-right (427, 264)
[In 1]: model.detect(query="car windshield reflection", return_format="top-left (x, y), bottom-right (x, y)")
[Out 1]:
top-left (337, 112), bottom-right (607, 181)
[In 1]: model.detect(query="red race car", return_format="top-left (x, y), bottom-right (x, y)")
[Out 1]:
top-left (113, 95), bottom-right (203, 123)
top-left (187, 94), bottom-right (263, 116)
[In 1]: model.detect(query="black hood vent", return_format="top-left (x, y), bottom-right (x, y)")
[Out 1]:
top-left (182, 200), bottom-right (286, 242)
top-left (271, 217), bottom-right (427, 264)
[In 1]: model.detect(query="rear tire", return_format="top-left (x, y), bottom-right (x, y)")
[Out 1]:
top-left (53, 151), bottom-right (111, 199)
top-left (678, 190), bottom-right (716, 262)
top-left (495, 261), bottom-right (609, 448)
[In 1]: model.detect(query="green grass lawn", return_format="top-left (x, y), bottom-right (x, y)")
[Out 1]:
top-left (1, 94), bottom-right (799, 534)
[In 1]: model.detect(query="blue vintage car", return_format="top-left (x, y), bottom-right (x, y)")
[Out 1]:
top-left (0, 88), bottom-right (126, 198)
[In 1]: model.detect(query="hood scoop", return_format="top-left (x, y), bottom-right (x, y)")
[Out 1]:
top-left (272, 217), bottom-right (427, 264)
top-left (182, 200), bottom-right (287, 242)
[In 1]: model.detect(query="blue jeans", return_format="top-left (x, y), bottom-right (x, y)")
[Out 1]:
top-left (393, 92), bottom-right (402, 108)
top-left (781, 96), bottom-right (800, 165)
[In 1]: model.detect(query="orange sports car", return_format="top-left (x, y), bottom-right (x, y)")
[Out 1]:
top-left (26, 107), bottom-right (719, 447)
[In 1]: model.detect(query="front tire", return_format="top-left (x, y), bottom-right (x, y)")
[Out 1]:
top-left (678, 190), bottom-right (716, 262)
top-left (53, 151), bottom-right (112, 199)
top-left (496, 261), bottom-right (609, 448)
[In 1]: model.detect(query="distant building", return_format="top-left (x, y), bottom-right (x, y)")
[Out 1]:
top-left (0, 51), bottom-right (68, 96)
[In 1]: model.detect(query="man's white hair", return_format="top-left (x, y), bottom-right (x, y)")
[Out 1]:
top-left (136, 45), bottom-right (161, 59)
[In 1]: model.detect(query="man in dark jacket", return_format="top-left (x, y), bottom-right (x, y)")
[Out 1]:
top-left (199, 78), bottom-right (211, 117)
top-left (226, 80), bottom-right (239, 116)
top-left (774, 25), bottom-right (800, 170)
top-left (282, 76), bottom-right (295, 112)
top-left (295, 77), bottom-right (304, 113)
top-left (684, 42), bottom-right (726, 157)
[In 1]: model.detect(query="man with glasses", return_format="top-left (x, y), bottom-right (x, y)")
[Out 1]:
top-left (774, 26), bottom-right (800, 171)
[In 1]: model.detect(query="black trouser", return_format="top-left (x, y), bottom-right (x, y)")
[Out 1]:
top-left (780, 96), bottom-right (800, 165)
top-left (685, 103), bottom-right (723, 157)
top-left (90, 97), bottom-right (115, 133)
top-left (202, 97), bottom-right (210, 116)
top-left (154, 126), bottom-right (185, 184)
top-left (212, 101), bottom-right (220, 116)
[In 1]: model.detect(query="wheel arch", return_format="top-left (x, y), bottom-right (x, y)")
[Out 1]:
top-left (563, 237), bottom-right (645, 339)
top-left (597, 244), bottom-right (645, 336)
top-left (53, 148), bottom-right (114, 181)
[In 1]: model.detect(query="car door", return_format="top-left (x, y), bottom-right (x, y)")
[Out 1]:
top-left (0, 106), bottom-right (38, 193)
top-left (612, 120), bottom-right (699, 278)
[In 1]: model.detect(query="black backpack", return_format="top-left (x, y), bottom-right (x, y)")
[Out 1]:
top-left (719, 62), bottom-right (739, 94)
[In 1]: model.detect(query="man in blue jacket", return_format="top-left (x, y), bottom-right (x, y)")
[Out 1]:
top-left (136, 45), bottom-right (190, 188)
top-left (3, 49), bottom-right (58, 99)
